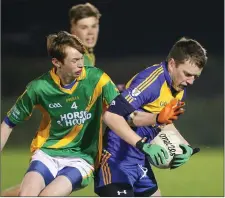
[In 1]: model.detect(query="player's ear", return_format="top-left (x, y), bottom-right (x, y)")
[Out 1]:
top-left (168, 58), bottom-right (176, 71)
top-left (52, 58), bottom-right (61, 68)
top-left (70, 23), bottom-right (77, 35)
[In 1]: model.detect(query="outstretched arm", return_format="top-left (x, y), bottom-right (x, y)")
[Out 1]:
top-left (1, 85), bottom-right (37, 151)
top-left (1, 121), bottom-right (13, 151)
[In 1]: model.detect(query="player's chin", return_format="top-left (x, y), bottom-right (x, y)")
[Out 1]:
top-left (176, 87), bottom-right (183, 91)
top-left (175, 86), bottom-right (185, 91)
top-left (86, 42), bottom-right (96, 49)
top-left (72, 73), bottom-right (81, 78)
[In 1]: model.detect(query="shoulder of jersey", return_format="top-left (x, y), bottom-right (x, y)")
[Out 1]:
top-left (145, 63), bottom-right (164, 72)
top-left (26, 71), bottom-right (51, 89)
top-left (84, 66), bottom-right (105, 77)
top-left (139, 63), bottom-right (166, 92)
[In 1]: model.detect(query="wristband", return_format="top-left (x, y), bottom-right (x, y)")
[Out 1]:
top-left (135, 137), bottom-right (147, 151)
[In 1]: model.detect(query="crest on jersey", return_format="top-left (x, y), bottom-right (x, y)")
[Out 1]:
top-left (131, 88), bottom-right (141, 97)
top-left (110, 100), bottom-right (116, 106)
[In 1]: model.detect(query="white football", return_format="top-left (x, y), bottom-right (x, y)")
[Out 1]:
top-left (148, 129), bottom-right (184, 169)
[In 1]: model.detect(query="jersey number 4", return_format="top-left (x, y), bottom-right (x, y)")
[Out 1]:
top-left (71, 102), bottom-right (78, 109)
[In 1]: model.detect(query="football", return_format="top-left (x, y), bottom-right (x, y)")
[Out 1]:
top-left (148, 128), bottom-right (185, 169)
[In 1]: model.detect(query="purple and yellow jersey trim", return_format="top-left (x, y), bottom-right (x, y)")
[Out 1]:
top-left (122, 62), bottom-right (186, 113)
top-left (103, 62), bottom-right (186, 164)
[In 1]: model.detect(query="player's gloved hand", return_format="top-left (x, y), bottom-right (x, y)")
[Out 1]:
top-left (170, 144), bottom-right (193, 169)
top-left (136, 138), bottom-right (169, 166)
top-left (157, 99), bottom-right (185, 125)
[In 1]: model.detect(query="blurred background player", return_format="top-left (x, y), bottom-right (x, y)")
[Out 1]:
top-left (95, 37), bottom-right (208, 197)
top-left (69, 2), bottom-right (125, 92)
top-left (69, 2), bottom-right (100, 66)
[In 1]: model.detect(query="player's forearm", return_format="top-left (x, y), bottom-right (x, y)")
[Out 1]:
top-left (103, 111), bottom-right (142, 147)
top-left (1, 121), bottom-right (13, 151)
top-left (162, 124), bottom-right (189, 145)
top-left (130, 111), bottom-right (157, 127)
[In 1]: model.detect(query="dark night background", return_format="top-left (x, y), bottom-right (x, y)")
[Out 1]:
top-left (1, 0), bottom-right (224, 146)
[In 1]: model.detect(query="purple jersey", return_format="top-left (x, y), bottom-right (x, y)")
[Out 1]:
top-left (104, 61), bottom-right (186, 164)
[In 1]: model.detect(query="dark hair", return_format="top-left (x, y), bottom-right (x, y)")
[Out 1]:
top-left (69, 3), bottom-right (101, 24)
top-left (47, 31), bottom-right (85, 63)
top-left (167, 37), bottom-right (208, 68)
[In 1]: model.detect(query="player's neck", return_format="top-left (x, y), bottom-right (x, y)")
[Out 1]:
top-left (88, 47), bottom-right (94, 53)
top-left (56, 70), bottom-right (76, 86)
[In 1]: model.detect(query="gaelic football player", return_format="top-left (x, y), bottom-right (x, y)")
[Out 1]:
top-left (95, 37), bottom-right (207, 197)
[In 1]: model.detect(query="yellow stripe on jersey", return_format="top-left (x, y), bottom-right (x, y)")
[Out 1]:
top-left (138, 67), bottom-right (163, 91)
top-left (48, 73), bottom-right (111, 149)
top-left (125, 66), bottom-right (162, 91)
top-left (125, 74), bottom-right (138, 89)
top-left (142, 81), bottom-right (185, 113)
top-left (50, 67), bottom-right (87, 95)
top-left (139, 69), bottom-right (164, 92)
top-left (30, 105), bottom-right (51, 152)
top-left (125, 95), bottom-right (133, 103)
top-left (94, 115), bottom-right (103, 169)
top-left (127, 67), bottom-right (163, 104)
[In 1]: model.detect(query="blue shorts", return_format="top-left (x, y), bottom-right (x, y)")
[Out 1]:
top-left (26, 149), bottom-right (93, 190)
top-left (94, 150), bottom-right (158, 195)
top-left (27, 160), bottom-right (83, 190)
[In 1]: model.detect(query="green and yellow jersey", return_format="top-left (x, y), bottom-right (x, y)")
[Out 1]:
top-left (7, 66), bottom-right (119, 167)
top-left (84, 49), bottom-right (95, 66)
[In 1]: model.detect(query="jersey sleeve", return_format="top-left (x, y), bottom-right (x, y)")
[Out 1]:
top-left (7, 83), bottom-right (38, 125)
top-left (121, 68), bottom-right (163, 110)
top-left (101, 73), bottom-right (120, 106)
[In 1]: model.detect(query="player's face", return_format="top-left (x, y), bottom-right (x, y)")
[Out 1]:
top-left (60, 46), bottom-right (84, 78)
top-left (168, 59), bottom-right (202, 91)
top-left (71, 17), bottom-right (99, 49)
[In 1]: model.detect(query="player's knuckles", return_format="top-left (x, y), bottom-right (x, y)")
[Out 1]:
top-left (170, 116), bottom-right (178, 120)
top-left (174, 154), bottom-right (185, 159)
top-left (172, 159), bottom-right (186, 164)
top-left (161, 148), bottom-right (169, 158)
top-left (157, 156), bottom-right (164, 165)
top-left (174, 110), bottom-right (184, 116)
top-left (170, 99), bottom-right (178, 106)
top-left (151, 156), bottom-right (157, 165)
top-left (160, 157), bottom-right (166, 165)
top-left (179, 102), bottom-right (185, 106)
top-left (173, 106), bottom-right (182, 111)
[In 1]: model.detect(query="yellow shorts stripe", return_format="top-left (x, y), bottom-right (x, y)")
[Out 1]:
top-left (101, 151), bottom-right (111, 185)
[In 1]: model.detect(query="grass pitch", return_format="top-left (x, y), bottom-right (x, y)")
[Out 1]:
top-left (1, 147), bottom-right (224, 196)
